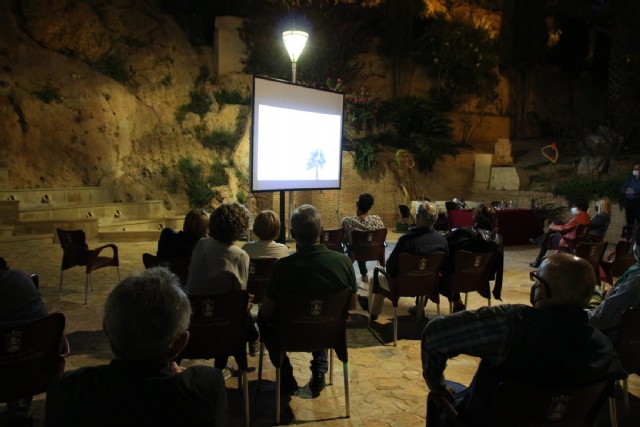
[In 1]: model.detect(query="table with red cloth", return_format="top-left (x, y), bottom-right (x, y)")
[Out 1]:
top-left (447, 208), bottom-right (542, 246)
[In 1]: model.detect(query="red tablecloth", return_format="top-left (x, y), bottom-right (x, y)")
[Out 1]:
top-left (447, 208), bottom-right (542, 246)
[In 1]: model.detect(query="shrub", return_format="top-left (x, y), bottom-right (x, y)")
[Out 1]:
top-left (209, 161), bottom-right (228, 186)
top-left (33, 82), bottom-right (61, 104)
top-left (214, 88), bottom-right (250, 108)
top-left (352, 137), bottom-right (378, 173)
top-left (552, 173), bottom-right (627, 206)
top-left (177, 157), bottom-right (215, 207)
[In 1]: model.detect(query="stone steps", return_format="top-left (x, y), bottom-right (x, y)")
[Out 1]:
top-left (0, 187), bottom-right (181, 243)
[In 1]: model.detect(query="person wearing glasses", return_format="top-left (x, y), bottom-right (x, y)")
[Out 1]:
top-left (421, 252), bottom-right (625, 427)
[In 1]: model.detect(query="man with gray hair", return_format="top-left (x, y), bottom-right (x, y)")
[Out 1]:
top-left (422, 253), bottom-right (625, 427)
top-left (259, 204), bottom-right (356, 396)
top-left (45, 268), bottom-right (228, 426)
top-left (361, 201), bottom-right (448, 319)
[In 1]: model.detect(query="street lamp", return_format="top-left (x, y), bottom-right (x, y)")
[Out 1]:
top-left (282, 30), bottom-right (308, 83)
top-left (278, 29), bottom-right (308, 243)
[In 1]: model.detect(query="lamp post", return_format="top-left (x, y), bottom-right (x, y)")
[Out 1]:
top-left (278, 30), bottom-right (308, 243)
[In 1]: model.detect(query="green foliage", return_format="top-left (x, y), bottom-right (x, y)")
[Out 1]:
top-left (201, 130), bottom-right (235, 150)
top-left (175, 91), bottom-right (213, 122)
top-left (377, 96), bottom-right (458, 172)
top-left (214, 88), bottom-right (250, 108)
top-left (33, 82), bottom-right (61, 104)
top-left (237, 191), bottom-right (247, 205)
top-left (121, 35), bottom-right (149, 48)
top-left (196, 65), bottom-right (211, 85)
top-left (177, 157), bottom-right (216, 208)
top-left (415, 13), bottom-right (500, 110)
top-left (209, 161), bottom-right (228, 186)
top-left (161, 164), bottom-right (182, 194)
top-left (352, 137), bottom-right (378, 174)
top-left (239, 0), bottom-right (373, 83)
top-left (94, 53), bottom-right (131, 84)
top-left (552, 173), bottom-right (627, 206)
top-left (530, 198), bottom-right (568, 225)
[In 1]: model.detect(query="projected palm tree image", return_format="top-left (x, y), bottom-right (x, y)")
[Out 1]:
top-left (306, 149), bottom-right (326, 180)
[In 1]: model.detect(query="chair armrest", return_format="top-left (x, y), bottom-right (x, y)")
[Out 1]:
top-left (87, 243), bottom-right (119, 263)
top-left (429, 392), bottom-right (465, 427)
top-left (60, 335), bottom-right (71, 358)
top-left (606, 251), bottom-right (616, 262)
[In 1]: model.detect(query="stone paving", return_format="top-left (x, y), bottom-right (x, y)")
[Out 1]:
top-left (1, 232), bottom-right (639, 426)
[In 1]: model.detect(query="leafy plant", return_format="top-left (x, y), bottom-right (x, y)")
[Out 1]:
top-left (94, 53), bottom-right (131, 84)
top-left (175, 91), bottom-right (213, 123)
top-left (352, 137), bottom-right (378, 173)
top-left (177, 157), bottom-right (215, 208)
top-left (552, 173), bottom-right (627, 206)
top-left (33, 82), bottom-right (61, 104)
top-left (196, 65), bottom-right (211, 85)
top-left (415, 13), bottom-right (500, 111)
top-left (209, 161), bottom-right (228, 186)
top-left (214, 88), bottom-right (250, 108)
top-left (237, 191), bottom-right (247, 205)
top-left (377, 96), bottom-right (458, 172)
top-left (530, 198), bottom-right (567, 226)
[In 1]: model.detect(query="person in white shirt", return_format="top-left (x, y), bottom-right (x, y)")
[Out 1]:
top-left (242, 210), bottom-right (289, 259)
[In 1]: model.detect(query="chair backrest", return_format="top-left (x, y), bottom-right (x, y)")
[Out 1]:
top-left (611, 240), bottom-right (635, 278)
top-left (142, 254), bottom-right (190, 286)
top-left (349, 228), bottom-right (387, 265)
top-left (388, 253), bottom-right (446, 302)
top-left (56, 228), bottom-right (89, 269)
top-left (575, 241), bottom-right (608, 279)
top-left (398, 205), bottom-right (414, 223)
top-left (277, 289), bottom-right (352, 363)
top-left (449, 250), bottom-right (496, 296)
top-left (0, 313), bottom-right (66, 402)
top-left (180, 291), bottom-right (249, 370)
top-left (574, 224), bottom-right (591, 240)
top-left (616, 307), bottom-right (640, 375)
top-left (142, 253), bottom-right (161, 268)
top-left (492, 380), bottom-right (610, 426)
top-left (320, 228), bottom-right (345, 253)
top-left (445, 201), bottom-right (460, 212)
top-left (247, 258), bottom-right (278, 304)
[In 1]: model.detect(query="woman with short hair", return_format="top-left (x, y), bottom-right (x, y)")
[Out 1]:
top-left (242, 210), bottom-right (289, 259)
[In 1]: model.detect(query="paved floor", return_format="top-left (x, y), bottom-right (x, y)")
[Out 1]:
top-left (1, 232), bottom-right (639, 426)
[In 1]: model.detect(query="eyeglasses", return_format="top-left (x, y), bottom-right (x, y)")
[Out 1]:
top-left (530, 270), bottom-right (552, 297)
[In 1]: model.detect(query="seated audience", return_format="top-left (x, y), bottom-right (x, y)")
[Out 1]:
top-left (186, 202), bottom-right (257, 368)
top-left (341, 192), bottom-right (385, 283)
top-left (157, 209), bottom-right (208, 259)
top-left (589, 197), bottom-right (611, 239)
top-left (529, 199), bottom-right (590, 267)
top-left (242, 210), bottom-right (289, 259)
top-left (45, 267), bottom-right (228, 426)
top-left (422, 253), bottom-right (626, 427)
top-left (259, 205), bottom-right (356, 396)
top-left (186, 203), bottom-right (250, 295)
top-left (360, 202), bottom-right (448, 319)
top-left (588, 224), bottom-right (640, 344)
top-left (1, 258), bottom-right (48, 426)
top-left (443, 204), bottom-right (504, 308)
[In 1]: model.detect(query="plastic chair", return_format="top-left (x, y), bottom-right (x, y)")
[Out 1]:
top-left (348, 228), bottom-right (387, 268)
top-left (142, 253), bottom-right (190, 286)
top-left (370, 253), bottom-right (446, 346)
top-left (258, 289), bottom-right (352, 424)
top-left (548, 224), bottom-right (591, 254)
top-left (56, 228), bottom-right (120, 304)
top-left (320, 228), bottom-right (345, 253)
top-left (398, 205), bottom-right (415, 226)
top-left (614, 307), bottom-right (640, 415)
top-left (445, 250), bottom-right (496, 312)
top-left (0, 313), bottom-right (67, 403)
top-left (600, 240), bottom-right (635, 287)
top-left (428, 379), bottom-right (614, 427)
top-left (179, 291), bottom-right (251, 427)
top-left (575, 241), bottom-right (608, 287)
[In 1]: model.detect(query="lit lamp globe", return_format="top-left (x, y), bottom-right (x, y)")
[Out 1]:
top-left (282, 30), bottom-right (308, 83)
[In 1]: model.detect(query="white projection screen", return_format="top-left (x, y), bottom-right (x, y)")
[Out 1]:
top-left (251, 76), bottom-right (344, 192)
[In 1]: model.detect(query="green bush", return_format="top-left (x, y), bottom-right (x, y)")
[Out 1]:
top-left (94, 53), bottom-right (130, 84)
top-left (175, 91), bottom-right (212, 123)
top-left (214, 88), bottom-right (250, 108)
top-left (352, 137), bottom-right (378, 173)
top-left (209, 161), bottom-right (228, 186)
top-left (177, 157), bottom-right (215, 207)
top-left (33, 82), bottom-right (61, 104)
top-left (552, 173), bottom-right (627, 205)
top-left (201, 130), bottom-right (236, 150)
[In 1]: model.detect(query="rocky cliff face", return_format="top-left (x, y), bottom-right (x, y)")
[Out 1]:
top-left (0, 0), bottom-right (248, 211)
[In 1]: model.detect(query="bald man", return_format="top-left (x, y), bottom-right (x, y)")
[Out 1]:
top-left (422, 253), bottom-right (626, 427)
